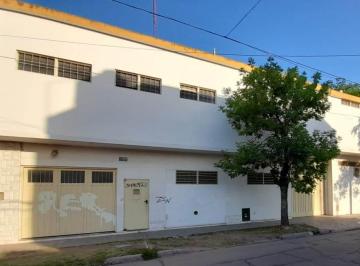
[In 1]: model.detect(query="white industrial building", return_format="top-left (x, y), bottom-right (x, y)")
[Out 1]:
top-left (0, 0), bottom-right (359, 244)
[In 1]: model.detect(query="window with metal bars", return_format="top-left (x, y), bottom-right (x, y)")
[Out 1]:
top-left (92, 171), bottom-right (114, 183)
top-left (341, 99), bottom-right (360, 108)
top-left (198, 171), bottom-right (218, 184)
top-left (18, 51), bottom-right (55, 75)
top-left (180, 84), bottom-right (198, 101)
top-left (247, 172), bottom-right (274, 185)
top-left (179, 83), bottom-right (216, 104)
top-left (116, 70), bottom-right (138, 90)
top-left (176, 170), bottom-right (218, 184)
top-left (140, 76), bottom-right (161, 94)
top-left (176, 170), bottom-right (197, 184)
top-left (61, 170), bottom-right (85, 183)
top-left (199, 88), bottom-right (216, 103)
top-left (58, 59), bottom-right (91, 82)
top-left (28, 169), bottom-right (53, 183)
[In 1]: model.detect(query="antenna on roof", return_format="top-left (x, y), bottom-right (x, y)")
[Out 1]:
top-left (153, 0), bottom-right (158, 36)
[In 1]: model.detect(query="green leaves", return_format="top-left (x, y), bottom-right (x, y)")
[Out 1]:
top-left (329, 77), bottom-right (360, 97)
top-left (218, 57), bottom-right (340, 194)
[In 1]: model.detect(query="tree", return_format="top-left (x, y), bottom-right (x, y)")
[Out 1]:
top-left (329, 78), bottom-right (360, 97)
top-left (216, 58), bottom-right (340, 226)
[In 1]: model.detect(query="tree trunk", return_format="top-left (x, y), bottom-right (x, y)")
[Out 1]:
top-left (280, 185), bottom-right (289, 227)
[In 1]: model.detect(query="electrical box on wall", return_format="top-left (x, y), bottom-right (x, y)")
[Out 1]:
top-left (0, 192), bottom-right (4, 201)
top-left (242, 208), bottom-right (250, 221)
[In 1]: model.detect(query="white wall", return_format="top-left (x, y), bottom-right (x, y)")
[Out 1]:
top-left (325, 98), bottom-right (360, 154)
top-left (331, 158), bottom-right (360, 215)
top-left (19, 143), bottom-right (282, 233)
top-left (0, 9), bottom-right (240, 152)
top-left (1, 10), bottom-right (360, 155)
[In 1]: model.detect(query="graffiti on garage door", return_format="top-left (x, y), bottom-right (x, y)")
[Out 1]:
top-left (38, 191), bottom-right (116, 225)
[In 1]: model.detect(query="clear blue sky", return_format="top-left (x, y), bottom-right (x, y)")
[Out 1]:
top-left (23, 0), bottom-right (360, 84)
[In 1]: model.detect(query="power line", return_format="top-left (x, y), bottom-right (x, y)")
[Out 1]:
top-left (109, 0), bottom-right (360, 85)
top-left (3, 34), bottom-right (360, 59)
top-left (223, 53), bottom-right (360, 58)
top-left (226, 0), bottom-right (262, 37)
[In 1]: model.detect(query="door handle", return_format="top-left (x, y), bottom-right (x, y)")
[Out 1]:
top-left (144, 200), bottom-right (148, 204)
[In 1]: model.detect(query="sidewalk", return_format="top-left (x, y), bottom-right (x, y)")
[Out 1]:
top-left (1, 220), bottom-right (280, 252)
top-left (293, 214), bottom-right (360, 232)
top-left (2, 215), bottom-right (360, 252)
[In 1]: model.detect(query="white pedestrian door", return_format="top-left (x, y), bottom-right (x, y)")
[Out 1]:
top-left (124, 179), bottom-right (149, 230)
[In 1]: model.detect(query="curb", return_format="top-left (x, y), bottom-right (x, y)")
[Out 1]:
top-left (104, 248), bottom-right (203, 265)
top-left (105, 254), bottom-right (142, 265)
top-left (279, 231), bottom-right (314, 240)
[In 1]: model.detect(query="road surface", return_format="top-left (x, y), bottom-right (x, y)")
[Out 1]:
top-left (118, 230), bottom-right (360, 266)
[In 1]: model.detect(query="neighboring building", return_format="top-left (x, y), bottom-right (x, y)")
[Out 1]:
top-left (0, 1), bottom-right (359, 244)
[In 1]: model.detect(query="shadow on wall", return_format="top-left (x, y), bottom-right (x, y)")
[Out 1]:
top-left (46, 70), bottom-right (237, 150)
top-left (20, 69), bottom-right (235, 240)
top-left (334, 165), bottom-right (360, 215)
top-left (351, 118), bottom-right (360, 149)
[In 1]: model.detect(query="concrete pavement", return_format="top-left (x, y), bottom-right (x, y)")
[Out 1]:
top-left (293, 214), bottom-right (360, 232)
top-left (2, 215), bottom-right (360, 250)
top-left (118, 230), bottom-right (360, 266)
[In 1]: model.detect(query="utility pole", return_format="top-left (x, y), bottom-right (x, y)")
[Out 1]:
top-left (152, 0), bottom-right (157, 36)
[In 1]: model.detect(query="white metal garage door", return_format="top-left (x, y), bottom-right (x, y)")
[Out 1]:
top-left (21, 167), bottom-right (116, 238)
top-left (337, 166), bottom-right (360, 215)
top-left (292, 182), bottom-right (323, 217)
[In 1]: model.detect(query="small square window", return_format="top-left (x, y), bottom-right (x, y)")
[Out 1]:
top-left (140, 76), bottom-right (161, 94)
top-left (92, 171), bottom-right (113, 183)
top-left (180, 84), bottom-right (198, 101)
top-left (28, 170), bottom-right (53, 183)
top-left (58, 59), bottom-right (91, 82)
top-left (198, 171), bottom-right (218, 184)
top-left (176, 170), bottom-right (197, 184)
top-left (61, 170), bottom-right (85, 183)
top-left (116, 70), bottom-right (138, 90)
top-left (18, 51), bottom-right (55, 76)
top-left (199, 88), bottom-right (216, 104)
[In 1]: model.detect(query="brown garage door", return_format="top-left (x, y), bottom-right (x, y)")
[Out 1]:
top-left (21, 167), bottom-right (116, 238)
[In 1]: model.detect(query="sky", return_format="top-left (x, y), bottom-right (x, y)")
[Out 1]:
top-left (23, 0), bottom-right (360, 84)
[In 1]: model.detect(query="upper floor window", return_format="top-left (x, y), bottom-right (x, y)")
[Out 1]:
top-left (180, 84), bottom-right (198, 101)
top-left (341, 99), bottom-right (360, 108)
top-left (116, 70), bottom-right (161, 94)
top-left (199, 88), bottom-right (216, 103)
top-left (140, 76), bottom-right (161, 94)
top-left (116, 70), bottom-right (138, 90)
top-left (18, 51), bottom-right (55, 75)
top-left (179, 83), bottom-right (216, 104)
top-left (58, 59), bottom-right (91, 82)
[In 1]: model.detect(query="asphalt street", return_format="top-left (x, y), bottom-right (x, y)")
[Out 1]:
top-left (118, 230), bottom-right (360, 266)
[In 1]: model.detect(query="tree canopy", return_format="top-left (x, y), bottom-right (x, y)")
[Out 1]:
top-left (216, 58), bottom-right (340, 226)
top-left (330, 78), bottom-right (360, 97)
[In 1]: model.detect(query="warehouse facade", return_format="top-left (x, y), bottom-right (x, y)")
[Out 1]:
top-left (0, 1), bottom-right (359, 243)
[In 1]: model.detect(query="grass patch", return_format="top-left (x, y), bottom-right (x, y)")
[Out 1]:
top-left (141, 248), bottom-right (159, 260)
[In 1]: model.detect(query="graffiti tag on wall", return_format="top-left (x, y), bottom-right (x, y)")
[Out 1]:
top-left (155, 196), bottom-right (171, 204)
